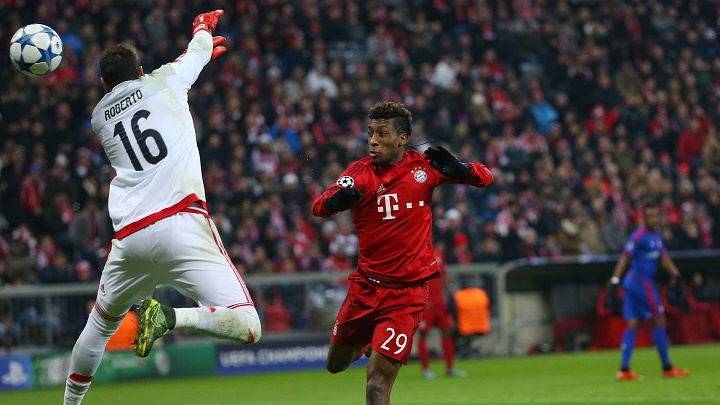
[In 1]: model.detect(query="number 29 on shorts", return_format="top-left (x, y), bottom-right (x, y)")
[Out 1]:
top-left (380, 327), bottom-right (408, 354)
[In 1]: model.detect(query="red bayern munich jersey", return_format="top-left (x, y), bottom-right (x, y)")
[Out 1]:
top-left (312, 150), bottom-right (493, 286)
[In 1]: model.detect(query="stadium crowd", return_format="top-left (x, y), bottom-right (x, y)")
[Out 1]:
top-left (1, 0), bottom-right (720, 291)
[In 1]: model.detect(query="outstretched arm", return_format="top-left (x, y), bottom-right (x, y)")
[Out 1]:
top-left (425, 146), bottom-right (494, 187)
top-left (170, 10), bottom-right (226, 89)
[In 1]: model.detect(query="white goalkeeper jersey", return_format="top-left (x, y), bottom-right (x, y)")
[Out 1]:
top-left (91, 31), bottom-right (214, 238)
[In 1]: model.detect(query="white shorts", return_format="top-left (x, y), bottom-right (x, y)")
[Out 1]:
top-left (95, 207), bottom-right (253, 319)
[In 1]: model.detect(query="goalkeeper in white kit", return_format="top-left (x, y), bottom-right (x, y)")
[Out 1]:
top-left (64, 10), bottom-right (261, 405)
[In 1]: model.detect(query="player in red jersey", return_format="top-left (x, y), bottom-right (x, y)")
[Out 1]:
top-left (416, 247), bottom-right (467, 379)
top-left (312, 101), bottom-right (494, 405)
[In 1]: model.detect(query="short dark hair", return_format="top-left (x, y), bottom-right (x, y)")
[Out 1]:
top-left (99, 43), bottom-right (140, 89)
top-left (368, 101), bottom-right (412, 136)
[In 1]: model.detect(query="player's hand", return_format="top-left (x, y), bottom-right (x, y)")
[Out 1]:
top-left (324, 187), bottom-right (363, 213)
top-left (424, 146), bottom-right (471, 178)
top-left (609, 276), bottom-right (620, 296)
top-left (211, 36), bottom-right (226, 60)
top-left (192, 9), bottom-right (224, 36)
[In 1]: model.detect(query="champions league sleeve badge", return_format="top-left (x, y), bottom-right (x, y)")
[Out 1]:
top-left (337, 175), bottom-right (355, 188)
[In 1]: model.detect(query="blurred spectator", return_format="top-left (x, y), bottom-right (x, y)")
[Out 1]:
top-left (558, 218), bottom-right (581, 256)
top-left (577, 210), bottom-right (606, 254)
top-left (601, 211), bottom-right (628, 253)
top-left (39, 253), bottom-right (77, 284)
top-left (69, 198), bottom-right (106, 272)
top-left (473, 237), bottom-right (502, 263)
top-left (529, 90), bottom-right (558, 135)
top-left (677, 119), bottom-right (706, 165)
top-left (691, 272), bottom-right (720, 304)
top-left (306, 62), bottom-right (338, 98)
top-left (6, 237), bottom-right (36, 285)
top-left (702, 126), bottom-right (720, 175)
top-left (518, 228), bottom-right (541, 258)
top-left (75, 260), bottom-right (97, 283)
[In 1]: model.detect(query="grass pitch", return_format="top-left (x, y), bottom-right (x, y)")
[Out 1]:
top-left (2, 344), bottom-right (718, 404)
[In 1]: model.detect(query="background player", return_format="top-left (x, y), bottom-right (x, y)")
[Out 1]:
top-left (64, 10), bottom-right (261, 405)
top-left (417, 245), bottom-right (466, 379)
top-left (312, 101), bottom-right (493, 405)
top-left (610, 202), bottom-right (689, 381)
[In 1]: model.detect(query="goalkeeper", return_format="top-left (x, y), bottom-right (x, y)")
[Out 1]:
top-left (609, 202), bottom-right (689, 381)
top-left (63, 10), bottom-right (261, 405)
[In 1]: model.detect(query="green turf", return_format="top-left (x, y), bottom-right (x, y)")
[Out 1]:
top-left (3, 344), bottom-right (719, 404)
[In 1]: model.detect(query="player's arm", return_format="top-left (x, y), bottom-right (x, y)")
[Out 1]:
top-left (608, 254), bottom-right (629, 295)
top-left (659, 252), bottom-right (681, 279)
top-left (424, 146), bottom-right (494, 187)
top-left (610, 254), bottom-right (629, 284)
top-left (312, 165), bottom-right (364, 217)
top-left (170, 10), bottom-right (226, 88)
top-left (610, 236), bottom-right (634, 291)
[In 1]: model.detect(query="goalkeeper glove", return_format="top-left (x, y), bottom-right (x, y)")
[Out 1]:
top-left (324, 187), bottom-right (363, 213)
top-left (424, 146), bottom-right (472, 178)
top-left (210, 36), bottom-right (227, 60)
top-left (174, 36), bottom-right (226, 62)
top-left (192, 9), bottom-right (224, 36)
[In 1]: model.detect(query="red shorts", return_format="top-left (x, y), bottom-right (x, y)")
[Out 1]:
top-left (418, 303), bottom-right (452, 332)
top-left (331, 275), bottom-right (428, 364)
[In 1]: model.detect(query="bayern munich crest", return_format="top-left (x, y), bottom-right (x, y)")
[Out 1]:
top-left (337, 175), bottom-right (355, 188)
top-left (412, 167), bottom-right (427, 183)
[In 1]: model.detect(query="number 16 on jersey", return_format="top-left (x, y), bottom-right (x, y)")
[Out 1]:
top-left (113, 109), bottom-right (168, 171)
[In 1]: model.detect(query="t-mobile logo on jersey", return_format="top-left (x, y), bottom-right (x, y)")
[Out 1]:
top-left (377, 193), bottom-right (426, 220)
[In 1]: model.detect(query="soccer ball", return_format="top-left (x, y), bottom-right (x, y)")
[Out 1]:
top-left (9, 24), bottom-right (63, 77)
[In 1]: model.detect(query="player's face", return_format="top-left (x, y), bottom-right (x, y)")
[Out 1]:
top-left (368, 119), bottom-right (407, 166)
top-left (644, 207), bottom-right (661, 229)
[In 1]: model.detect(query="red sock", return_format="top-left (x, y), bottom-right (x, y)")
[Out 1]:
top-left (442, 336), bottom-right (455, 371)
top-left (418, 336), bottom-right (430, 370)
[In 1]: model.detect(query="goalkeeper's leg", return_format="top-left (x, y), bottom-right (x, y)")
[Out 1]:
top-left (64, 303), bottom-right (127, 405)
top-left (135, 299), bottom-right (260, 357)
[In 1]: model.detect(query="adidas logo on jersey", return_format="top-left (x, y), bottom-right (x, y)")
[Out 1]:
top-left (377, 184), bottom-right (386, 193)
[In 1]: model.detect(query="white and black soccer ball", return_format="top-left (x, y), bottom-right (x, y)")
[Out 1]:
top-left (9, 24), bottom-right (63, 77)
top-left (336, 176), bottom-right (355, 188)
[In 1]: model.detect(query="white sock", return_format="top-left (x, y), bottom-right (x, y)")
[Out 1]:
top-left (174, 307), bottom-right (200, 328)
top-left (64, 307), bottom-right (122, 405)
top-left (173, 306), bottom-right (261, 344)
top-left (64, 379), bottom-right (91, 405)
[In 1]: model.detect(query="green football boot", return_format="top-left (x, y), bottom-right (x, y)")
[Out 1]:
top-left (133, 298), bottom-right (174, 358)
